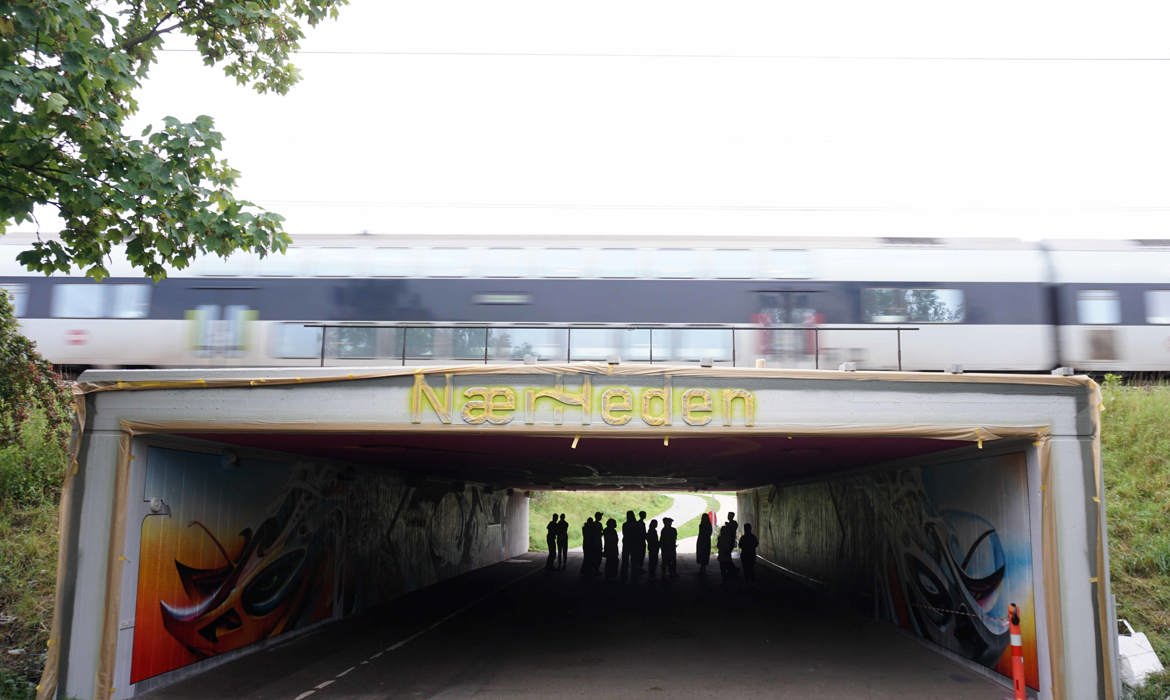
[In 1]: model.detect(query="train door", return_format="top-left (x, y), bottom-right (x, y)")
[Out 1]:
top-left (186, 287), bottom-right (258, 364)
top-left (753, 291), bottom-right (821, 365)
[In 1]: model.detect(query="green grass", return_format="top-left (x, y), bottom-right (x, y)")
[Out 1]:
top-left (528, 491), bottom-right (672, 551)
top-left (0, 413), bottom-right (68, 692)
top-left (1101, 376), bottom-right (1170, 670)
top-left (674, 494), bottom-right (720, 542)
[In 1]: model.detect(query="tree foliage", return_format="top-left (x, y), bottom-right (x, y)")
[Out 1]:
top-left (0, 0), bottom-right (347, 281)
top-left (0, 291), bottom-right (69, 447)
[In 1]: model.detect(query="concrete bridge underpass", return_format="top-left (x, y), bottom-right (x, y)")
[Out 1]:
top-left (39, 364), bottom-right (1117, 699)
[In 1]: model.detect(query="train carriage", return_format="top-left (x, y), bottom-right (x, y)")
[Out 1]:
top-left (2, 233), bottom-right (1168, 374)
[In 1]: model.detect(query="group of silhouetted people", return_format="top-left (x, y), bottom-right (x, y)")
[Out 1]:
top-left (546, 508), bottom-right (761, 584)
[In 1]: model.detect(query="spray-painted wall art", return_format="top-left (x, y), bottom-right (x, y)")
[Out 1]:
top-left (129, 446), bottom-right (519, 685)
top-left (748, 451), bottom-right (1038, 689)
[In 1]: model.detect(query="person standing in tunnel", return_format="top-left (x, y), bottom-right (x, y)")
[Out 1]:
top-left (580, 517), bottom-right (596, 575)
top-left (556, 513), bottom-right (569, 570)
top-left (696, 513), bottom-right (713, 574)
top-left (620, 510), bottom-right (638, 581)
top-left (739, 523), bottom-right (759, 582)
top-left (546, 514), bottom-right (559, 571)
top-left (603, 518), bottom-right (619, 580)
top-left (660, 517), bottom-right (677, 578)
top-left (717, 516), bottom-right (737, 583)
top-left (591, 511), bottom-right (605, 575)
top-left (635, 510), bottom-right (648, 574)
top-left (646, 518), bottom-right (660, 579)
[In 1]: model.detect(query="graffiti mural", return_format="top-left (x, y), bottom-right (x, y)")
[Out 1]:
top-left (130, 446), bottom-right (513, 685)
top-left (751, 451), bottom-right (1038, 689)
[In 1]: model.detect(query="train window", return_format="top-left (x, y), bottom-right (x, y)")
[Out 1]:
top-left (259, 247), bottom-right (306, 276)
top-left (370, 247), bottom-right (413, 277)
top-left (599, 248), bottom-right (642, 278)
top-left (653, 248), bottom-right (698, 278)
top-left (482, 247), bottom-right (527, 277)
top-left (426, 247), bottom-right (472, 277)
top-left (711, 249), bottom-right (753, 278)
top-left (192, 250), bottom-right (260, 276)
top-left (313, 248), bottom-right (356, 277)
top-left (109, 285), bottom-right (151, 318)
top-left (273, 324), bottom-right (323, 359)
top-left (862, 288), bottom-right (965, 323)
top-left (51, 285), bottom-right (104, 318)
top-left (1076, 290), bottom-right (1121, 325)
top-left (542, 248), bottom-right (582, 277)
top-left (1146, 291), bottom-right (1170, 324)
top-left (1, 284), bottom-right (27, 317)
top-left (766, 249), bottom-right (812, 279)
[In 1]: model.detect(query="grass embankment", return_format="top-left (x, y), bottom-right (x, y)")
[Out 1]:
top-left (1100, 377), bottom-right (1170, 697)
top-left (0, 415), bottom-right (67, 700)
top-left (528, 491), bottom-right (671, 551)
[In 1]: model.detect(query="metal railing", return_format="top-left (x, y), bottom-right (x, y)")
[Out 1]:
top-left (301, 323), bottom-right (920, 370)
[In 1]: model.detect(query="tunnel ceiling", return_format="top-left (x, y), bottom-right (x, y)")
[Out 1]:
top-left (176, 431), bottom-right (972, 491)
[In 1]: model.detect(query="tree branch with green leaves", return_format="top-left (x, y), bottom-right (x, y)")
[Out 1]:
top-left (0, 0), bottom-right (348, 281)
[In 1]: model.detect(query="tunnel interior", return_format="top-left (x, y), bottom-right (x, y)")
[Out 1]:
top-left (169, 430), bottom-right (975, 491)
top-left (126, 427), bottom-right (1037, 685)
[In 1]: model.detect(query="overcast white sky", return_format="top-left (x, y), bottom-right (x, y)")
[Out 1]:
top-left (28, 0), bottom-right (1170, 239)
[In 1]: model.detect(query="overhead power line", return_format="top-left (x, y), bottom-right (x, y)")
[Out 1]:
top-left (159, 48), bottom-right (1170, 61)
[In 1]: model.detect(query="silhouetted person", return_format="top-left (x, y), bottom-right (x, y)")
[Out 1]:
top-left (591, 511), bottom-right (604, 575)
top-left (717, 518), bottom-right (737, 583)
top-left (660, 517), bottom-right (678, 578)
top-left (646, 518), bottom-right (660, 579)
top-left (620, 510), bottom-right (638, 581)
top-left (546, 514), bottom-right (559, 570)
top-left (636, 510), bottom-right (648, 573)
top-left (696, 513), bottom-right (713, 573)
top-left (725, 512), bottom-right (739, 574)
top-left (739, 523), bottom-right (759, 582)
top-left (556, 514), bottom-right (569, 570)
top-left (580, 517), bottom-right (595, 575)
top-left (603, 518), bottom-right (619, 580)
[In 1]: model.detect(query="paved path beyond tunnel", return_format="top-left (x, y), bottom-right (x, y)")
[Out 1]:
top-left (140, 551), bottom-right (1012, 699)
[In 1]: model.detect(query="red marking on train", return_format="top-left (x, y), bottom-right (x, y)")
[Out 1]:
top-left (65, 329), bottom-right (89, 346)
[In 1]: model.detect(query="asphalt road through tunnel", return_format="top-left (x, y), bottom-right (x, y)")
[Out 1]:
top-left (140, 551), bottom-right (1009, 699)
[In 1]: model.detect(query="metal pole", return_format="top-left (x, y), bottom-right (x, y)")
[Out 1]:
top-left (814, 328), bottom-right (820, 370)
top-left (896, 328), bottom-right (902, 371)
top-left (649, 328), bottom-right (654, 365)
top-left (566, 327), bottom-right (572, 363)
top-left (400, 327), bottom-right (408, 366)
top-left (730, 328), bottom-right (735, 367)
top-left (483, 327), bottom-right (489, 364)
top-left (318, 325), bottom-right (326, 368)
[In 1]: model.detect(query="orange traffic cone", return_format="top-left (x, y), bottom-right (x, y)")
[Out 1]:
top-left (1009, 603), bottom-right (1025, 700)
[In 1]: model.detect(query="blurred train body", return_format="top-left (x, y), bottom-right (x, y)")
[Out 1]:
top-left (2, 234), bottom-right (1169, 374)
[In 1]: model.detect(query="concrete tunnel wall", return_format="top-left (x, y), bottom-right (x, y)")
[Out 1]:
top-left (736, 442), bottom-right (1045, 690)
top-left (53, 431), bottom-right (528, 699)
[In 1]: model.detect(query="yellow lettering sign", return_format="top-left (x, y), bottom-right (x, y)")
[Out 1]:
top-left (461, 387), bottom-right (516, 425)
top-left (601, 388), bottom-right (634, 426)
top-left (722, 389), bottom-right (756, 427)
top-left (411, 373), bottom-right (453, 424)
top-left (681, 388), bottom-right (713, 426)
top-left (526, 377), bottom-right (592, 425)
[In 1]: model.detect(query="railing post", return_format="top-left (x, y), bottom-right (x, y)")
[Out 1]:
top-left (814, 328), bottom-right (820, 370)
top-left (483, 327), bottom-right (489, 364)
top-left (566, 327), bottom-right (572, 363)
top-left (896, 328), bottom-right (903, 370)
top-left (649, 328), bottom-right (654, 364)
top-left (400, 327), bottom-right (408, 366)
top-left (318, 324), bottom-right (326, 368)
top-left (731, 328), bottom-right (736, 367)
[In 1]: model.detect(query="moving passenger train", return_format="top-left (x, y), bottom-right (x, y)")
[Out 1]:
top-left (2, 234), bottom-right (1170, 374)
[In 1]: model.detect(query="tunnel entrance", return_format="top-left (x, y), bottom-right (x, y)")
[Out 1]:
top-left (44, 365), bottom-right (1116, 700)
